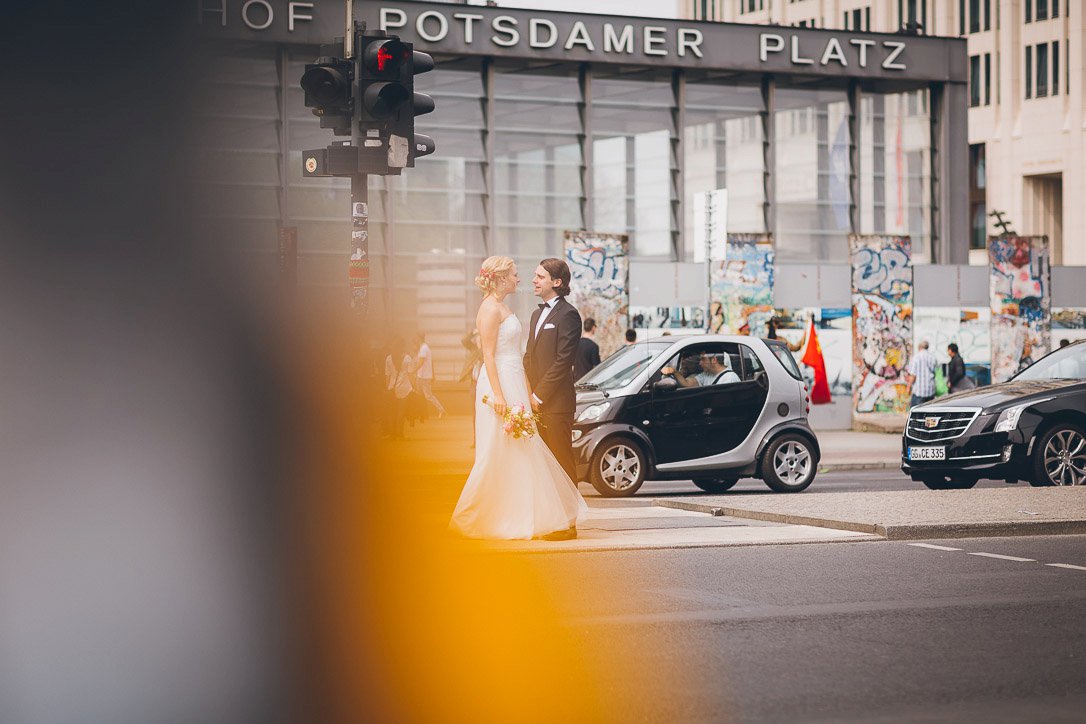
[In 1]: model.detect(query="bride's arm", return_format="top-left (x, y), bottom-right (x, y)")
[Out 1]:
top-left (477, 305), bottom-right (508, 417)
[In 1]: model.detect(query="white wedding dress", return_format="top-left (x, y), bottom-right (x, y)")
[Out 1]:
top-left (450, 314), bottom-right (587, 540)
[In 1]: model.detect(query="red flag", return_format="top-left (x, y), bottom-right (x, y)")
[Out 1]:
top-left (800, 318), bottom-right (832, 404)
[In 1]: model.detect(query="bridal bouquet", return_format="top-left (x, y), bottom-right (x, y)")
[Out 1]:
top-left (481, 395), bottom-right (541, 440)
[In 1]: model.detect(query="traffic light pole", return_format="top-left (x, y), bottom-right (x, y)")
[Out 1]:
top-left (349, 172), bottom-right (369, 313)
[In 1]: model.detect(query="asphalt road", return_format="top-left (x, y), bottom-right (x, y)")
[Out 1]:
top-left (597, 469), bottom-right (1016, 499)
top-left (524, 534), bottom-right (1086, 722)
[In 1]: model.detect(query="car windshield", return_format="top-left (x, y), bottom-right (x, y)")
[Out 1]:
top-left (1013, 342), bottom-right (1086, 381)
top-left (765, 340), bottom-right (804, 380)
top-left (578, 340), bottom-right (674, 390)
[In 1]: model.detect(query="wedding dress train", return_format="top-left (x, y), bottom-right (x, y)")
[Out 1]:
top-left (450, 314), bottom-right (587, 540)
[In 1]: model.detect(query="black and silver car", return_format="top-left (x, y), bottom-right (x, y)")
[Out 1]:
top-left (572, 335), bottom-right (820, 497)
top-left (902, 340), bottom-right (1086, 489)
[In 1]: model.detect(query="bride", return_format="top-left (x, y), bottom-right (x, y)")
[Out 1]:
top-left (450, 256), bottom-right (587, 540)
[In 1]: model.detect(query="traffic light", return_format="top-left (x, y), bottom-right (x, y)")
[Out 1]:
top-left (299, 51), bottom-right (353, 136)
top-left (356, 35), bottom-right (436, 170)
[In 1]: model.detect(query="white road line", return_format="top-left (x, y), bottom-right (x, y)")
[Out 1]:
top-left (968, 552), bottom-right (1036, 562)
top-left (1046, 563), bottom-right (1086, 571)
top-left (908, 543), bottom-right (962, 551)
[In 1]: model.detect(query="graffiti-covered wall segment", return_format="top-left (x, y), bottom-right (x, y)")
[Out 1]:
top-left (564, 231), bottom-right (630, 359)
top-left (989, 235), bottom-right (1051, 384)
top-left (851, 235), bottom-right (913, 416)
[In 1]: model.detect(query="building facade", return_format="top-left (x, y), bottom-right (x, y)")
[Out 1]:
top-left (682, 0), bottom-right (1086, 267)
top-left (197, 0), bottom-right (968, 379)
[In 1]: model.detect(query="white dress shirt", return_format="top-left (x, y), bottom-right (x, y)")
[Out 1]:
top-left (534, 296), bottom-right (559, 339)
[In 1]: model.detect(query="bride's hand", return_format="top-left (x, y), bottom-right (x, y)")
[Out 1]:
top-left (493, 395), bottom-right (508, 417)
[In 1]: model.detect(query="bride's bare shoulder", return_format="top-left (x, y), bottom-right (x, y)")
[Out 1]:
top-left (476, 298), bottom-right (503, 328)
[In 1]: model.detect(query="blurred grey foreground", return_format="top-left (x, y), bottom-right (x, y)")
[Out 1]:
top-left (0, 4), bottom-right (287, 722)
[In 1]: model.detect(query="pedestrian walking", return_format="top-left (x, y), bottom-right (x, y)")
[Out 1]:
top-left (384, 337), bottom-right (415, 439)
top-left (574, 318), bottom-right (601, 380)
top-left (905, 339), bottom-right (937, 407)
top-left (414, 332), bottom-right (446, 419)
top-left (946, 342), bottom-right (974, 393)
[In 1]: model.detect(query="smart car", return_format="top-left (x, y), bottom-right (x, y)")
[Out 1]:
top-left (572, 335), bottom-right (820, 497)
top-left (902, 340), bottom-right (1086, 489)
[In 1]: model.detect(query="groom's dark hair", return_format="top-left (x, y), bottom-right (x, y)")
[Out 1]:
top-left (540, 258), bottom-right (571, 296)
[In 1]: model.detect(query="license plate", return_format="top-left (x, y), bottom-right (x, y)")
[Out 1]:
top-left (909, 446), bottom-right (946, 461)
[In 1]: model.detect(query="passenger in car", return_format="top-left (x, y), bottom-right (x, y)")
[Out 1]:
top-left (662, 352), bottom-right (741, 387)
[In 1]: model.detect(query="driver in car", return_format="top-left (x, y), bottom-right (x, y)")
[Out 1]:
top-left (662, 352), bottom-right (741, 387)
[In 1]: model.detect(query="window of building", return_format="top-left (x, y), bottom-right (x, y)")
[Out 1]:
top-left (844, 8), bottom-right (867, 31)
top-left (1037, 42), bottom-right (1048, 97)
top-left (1053, 0), bottom-right (1059, 18)
top-left (969, 144), bottom-right (986, 249)
top-left (591, 68), bottom-right (677, 258)
top-left (984, 0), bottom-right (991, 29)
top-left (969, 55), bottom-right (981, 106)
top-left (858, 90), bottom-right (932, 261)
top-left (959, 0), bottom-right (965, 35)
top-left (1026, 45), bottom-right (1033, 98)
top-left (969, 0), bottom-right (980, 33)
top-left (1037, 0), bottom-right (1048, 21)
top-left (1053, 41), bottom-right (1060, 95)
top-left (493, 64), bottom-right (584, 260)
top-left (1025, 0), bottom-right (1032, 23)
top-left (740, 0), bottom-right (765, 14)
top-left (683, 79), bottom-right (765, 259)
top-left (775, 85), bottom-right (853, 263)
top-left (984, 53), bottom-right (991, 105)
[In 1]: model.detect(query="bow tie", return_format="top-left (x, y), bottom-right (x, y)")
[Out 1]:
top-left (538, 303), bottom-right (549, 310)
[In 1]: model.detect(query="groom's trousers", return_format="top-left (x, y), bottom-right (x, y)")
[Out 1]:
top-left (540, 412), bottom-right (577, 483)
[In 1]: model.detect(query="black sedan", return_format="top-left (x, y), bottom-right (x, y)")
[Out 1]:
top-left (902, 340), bottom-right (1086, 489)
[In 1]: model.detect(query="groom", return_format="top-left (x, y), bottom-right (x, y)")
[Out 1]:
top-left (525, 258), bottom-right (582, 482)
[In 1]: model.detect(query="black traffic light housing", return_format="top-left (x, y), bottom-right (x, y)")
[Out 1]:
top-left (356, 34), bottom-right (436, 171)
top-left (300, 50), bottom-right (353, 136)
top-left (300, 25), bottom-right (436, 178)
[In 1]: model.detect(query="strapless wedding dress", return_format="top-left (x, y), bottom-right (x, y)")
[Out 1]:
top-left (450, 314), bottom-right (587, 540)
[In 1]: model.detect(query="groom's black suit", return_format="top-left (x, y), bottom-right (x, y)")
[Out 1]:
top-left (525, 295), bottom-right (581, 480)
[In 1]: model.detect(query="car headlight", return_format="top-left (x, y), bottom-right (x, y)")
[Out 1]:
top-left (993, 398), bottom-right (1052, 432)
top-left (571, 429), bottom-right (583, 442)
top-left (576, 401), bottom-right (611, 423)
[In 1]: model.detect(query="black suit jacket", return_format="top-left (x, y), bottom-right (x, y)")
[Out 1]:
top-left (524, 297), bottom-right (581, 415)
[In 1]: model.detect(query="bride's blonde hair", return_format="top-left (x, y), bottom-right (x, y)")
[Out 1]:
top-left (474, 255), bottom-right (515, 296)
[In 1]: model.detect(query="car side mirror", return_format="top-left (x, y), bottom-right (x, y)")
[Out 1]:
top-left (654, 376), bottom-right (679, 392)
top-left (754, 371), bottom-right (768, 390)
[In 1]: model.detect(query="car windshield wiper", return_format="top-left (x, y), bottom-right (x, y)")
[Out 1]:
top-left (576, 381), bottom-right (609, 397)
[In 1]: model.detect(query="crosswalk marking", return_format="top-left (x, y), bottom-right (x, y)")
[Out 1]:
top-left (1046, 563), bottom-right (1086, 571)
top-left (968, 552), bottom-right (1035, 562)
top-left (907, 543), bottom-right (962, 551)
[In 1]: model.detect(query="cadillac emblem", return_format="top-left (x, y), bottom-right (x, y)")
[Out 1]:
top-left (924, 416), bottom-right (941, 429)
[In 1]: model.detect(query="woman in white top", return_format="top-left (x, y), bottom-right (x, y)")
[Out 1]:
top-left (384, 336), bottom-right (415, 439)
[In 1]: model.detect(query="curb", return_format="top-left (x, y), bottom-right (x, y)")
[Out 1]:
top-left (651, 500), bottom-right (1086, 540)
top-left (819, 462), bottom-right (898, 472)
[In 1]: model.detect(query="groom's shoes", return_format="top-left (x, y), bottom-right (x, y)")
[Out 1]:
top-left (540, 525), bottom-right (577, 541)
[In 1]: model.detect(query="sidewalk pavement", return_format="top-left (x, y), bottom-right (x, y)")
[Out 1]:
top-left (656, 487), bottom-right (1086, 540)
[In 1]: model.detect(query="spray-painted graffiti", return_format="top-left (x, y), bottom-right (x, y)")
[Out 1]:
top-left (709, 234), bottom-right (774, 335)
top-left (851, 235), bottom-right (913, 415)
top-left (1053, 308), bottom-right (1086, 346)
top-left (989, 236), bottom-right (1050, 383)
top-left (913, 307), bottom-right (992, 387)
top-left (564, 231), bottom-right (629, 359)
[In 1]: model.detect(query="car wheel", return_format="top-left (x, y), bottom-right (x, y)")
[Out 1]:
top-left (760, 434), bottom-right (816, 493)
top-left (692, 477), bottom-right (739, 493)
top-left (1031, 423), bottom-right (1086, 486)
top-left (589, 437), bottom-right (647, 497)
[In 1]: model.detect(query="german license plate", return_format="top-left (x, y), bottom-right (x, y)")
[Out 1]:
top-left (909, 446), bottom-right (945, 461)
